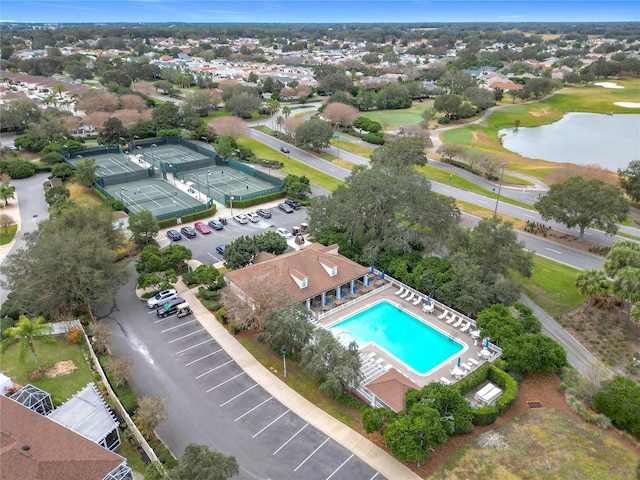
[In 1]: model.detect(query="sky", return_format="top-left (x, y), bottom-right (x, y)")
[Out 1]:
top-left (1, 0), bottom-right (638, 24)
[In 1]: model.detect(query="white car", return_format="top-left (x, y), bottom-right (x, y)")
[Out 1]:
top-left (246, 212), bottom-right (260, 223)
top-left (233, 214), bottom-right (249, 224)
top-left (276, 227), bottom-right (293, 239)
top-left (147, 288), bottom-right (178, 309)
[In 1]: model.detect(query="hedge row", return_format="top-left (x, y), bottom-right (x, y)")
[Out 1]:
top-left (225, 190), bottom-right (286, 209)
top-left (455, 364), bottom-right (518, 425)
top-left (99, 354), bottom-right (139, 414)
top-left (442, 158), bottom-right (483, 176)
top-left (157, 204), bottom-right (218, 228)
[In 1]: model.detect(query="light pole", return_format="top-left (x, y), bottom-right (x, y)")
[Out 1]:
top-left (229, 195), bottom-right (235, 216)
top-left (119, 186), bottom-right (128, 204)
top-left (133, 135), bottom-right (140, 150)
top-left (417, 432), bottom-right (425, 468)
top-left (190, 174), bottom-right (201, 201)
top-left (493, 162), bottom-right (507, 217)
top-left (333, 133), bottom-right (340, 160)
top-left (150, 143), bottom-right (157, 172)
top-left (281, 346), bottom-right (287, 378)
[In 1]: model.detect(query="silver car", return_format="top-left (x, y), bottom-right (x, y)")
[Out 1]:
top-left (147, 288), bottom-right (178, 308)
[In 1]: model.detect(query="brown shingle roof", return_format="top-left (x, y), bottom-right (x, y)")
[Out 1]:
top-left (225, 243), bottom-right (370, 304)
top-left (0, 396), bottom-right (126, 480)
top-left (366, 369), bottom-right (421, 412)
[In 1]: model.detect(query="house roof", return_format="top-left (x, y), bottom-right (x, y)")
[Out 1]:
top-left (0, 396), bottom-right (126, 480)
top-left (47, 383), bottom-right (119, 444)
top-left (366, 369), bottom-right (421, 412)
top-left (224, 243), bottom-right (370, 304)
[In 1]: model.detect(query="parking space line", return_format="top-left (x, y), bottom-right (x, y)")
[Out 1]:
top-left (168, 328), bottom-right (205, 343)
top-left (252, 410), bottom-right (290, 438)
top-left (368, 473), bottom-right (379, 480)
top-left (326, 453), bottom-right (354, 480)
top-left (161, 319), bottom-right (197, 333)
top-left (273, 423), bottom-right (308, 456)
top-left (206, 372), bottom-right (245, 392)
top-left (195, 359), bottom-right (234, 379)
top-left (234, 397), bottom-right (272, 422)
top-left (184, 347), bottom-right (222, 364)
top-left (294, 437), bottom-right (330, 472)
top-left (220, 384), bottom-right (259, 407)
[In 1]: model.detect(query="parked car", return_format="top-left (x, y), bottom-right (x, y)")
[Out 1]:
top-left (284, 199), bottom-right (302, 210)
top-left (256, 208), bottom-right (272, 219)
top-left (280, 146), bottom-right (290, 154)
top-left (147, 288), bottom-right (179, 309)
top-left (246, 212), bottom-right (260, 223)
top-left (233, 214), bottom-right (249, 224)
top-left (278, 203), bottom-right (294, 213)
top-left (208, 219), bottom-right (224, 230)
top-left (216, 245), bottom-right (226, 255)
top-left (180, 226), bottom-right (197, 238)
top-left (156, 297), bottom-right (186, 318)
top-left (194, 221), bottom-right (212, 234)
top-left (276, 228), bottom-right (293, 239)
top-left (166, 229), bottom-right (182, 241)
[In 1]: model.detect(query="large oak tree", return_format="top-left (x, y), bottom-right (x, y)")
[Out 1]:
top-left (535, 176), bottom-right (629, 241)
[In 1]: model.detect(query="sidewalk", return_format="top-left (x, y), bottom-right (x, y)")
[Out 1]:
top-left (173, 280), bottom-right (421, 480)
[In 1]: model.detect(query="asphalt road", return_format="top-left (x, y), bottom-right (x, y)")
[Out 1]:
top-left (97, 264), bottom-right (386, 480)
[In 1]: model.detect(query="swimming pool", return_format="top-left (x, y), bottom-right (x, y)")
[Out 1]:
top-left (329, 300), bottom-right (465, 375)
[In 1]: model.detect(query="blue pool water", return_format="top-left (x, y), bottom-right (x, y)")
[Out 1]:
top-left (330, 301), bottom-right (464, 375)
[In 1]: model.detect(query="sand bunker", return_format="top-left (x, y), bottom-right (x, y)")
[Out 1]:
top-left (594, 82), bottom-right (624, 89)
top-left (613, 102), bottom-right (640, 108)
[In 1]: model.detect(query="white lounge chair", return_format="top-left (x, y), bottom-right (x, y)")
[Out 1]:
top-left (453, 317), bottom-right (463, 328)
top-left (468, 357), bottom-right (480, 366)
top-left (405, 291), bottom-right (415, 302)
top-left (412, 295), bottom-right (422, 306)
top-left (440, 377), bottom-right (452, 385)
top-left (460, 321), bottom-right (471, 333)
top-left (446, 315), bottom-right (457, 325)
top-left (399, 289), bottom-right (410, 299)
top-left (394, 286), bottom-right (405, 296)
top-left (438, 310), bottom-right (448, 320)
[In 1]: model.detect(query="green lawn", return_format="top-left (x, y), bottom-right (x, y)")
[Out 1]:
top-left (1, 337), bottom-right (95, 404)
top-left (0, 224), bottom-right (17, 245)
top-left (331, 137), bottom-right (374, 158)
top-left (237, 335), bottom-right (364, 429)
top-left (516, 255), bottom-right (587, 317)
top-left (361, 102), bottom-right (432, 130)
top-left (237, 136), bottom-right (344, 192)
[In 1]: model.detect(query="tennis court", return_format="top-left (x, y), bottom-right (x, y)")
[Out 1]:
top-left (142, 143), bottom-right (209, 168)
top-left (104, 179), bottom-right (202, 218)
top-left (181, 166), bottom-right (276, 200)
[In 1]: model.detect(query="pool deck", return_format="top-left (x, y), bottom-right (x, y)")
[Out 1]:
top-left (315, 285), bottom-right (496, 389)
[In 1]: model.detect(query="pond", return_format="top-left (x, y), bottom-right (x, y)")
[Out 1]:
top-left (500, 113), bottom-right (640, 171)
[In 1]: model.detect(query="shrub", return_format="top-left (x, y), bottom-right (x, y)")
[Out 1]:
top-left (216, 307), bottom-right (227, 324)
top-left (362, 132), bottom-right (385, 145)
top-left (472, 405), bottom-right (499, 426)
top-left (0, 158), bottom-right (36, 179)
top-left (197, 288), bottom-right (220, 301)
top-left (182, 271), bottom-right (198, 286)
top-left (488, 366), bottom-right (519, 415)
top-left (149, 439), bottom-right (178, 469)
top-left (594, 375), bottom-right (640, 439)
top-left (200, 299), bottom-right (221, 311)
top-left (66, 327), bottom-right (85, 345)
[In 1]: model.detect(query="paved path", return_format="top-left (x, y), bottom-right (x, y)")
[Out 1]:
top-left (519, 295), bottom-right (613, 380)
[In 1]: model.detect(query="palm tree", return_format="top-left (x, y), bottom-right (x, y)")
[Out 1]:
top-left (1, 315), bottom-right (54, 372)
top-left (281, 105), bottom-right (291, 118)
top-left (575, 269), bottom-right (609, 310)
top-left (604, 241), bottom-right (640, 277)
top-left (0, 184), bottom-right (16, 207)
top-left (631, 303), bottom-right (640, 326)
top-left (53, 83), bottom-right (66, 99)
top-left (612, 266), bottom-right (640, 320)
top-left (265, 98), bottom-right (280, 130)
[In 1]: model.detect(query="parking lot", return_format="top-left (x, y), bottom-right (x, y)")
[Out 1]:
top-left (145, 304), bottom-right (386, 479)
top-left (167, 204), bottom-right (310, 264)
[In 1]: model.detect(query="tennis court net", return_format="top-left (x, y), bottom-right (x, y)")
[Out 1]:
top-left (122, 190), bottom-right (177, 204)
top-left (208, 176), bottom-right (248, 187)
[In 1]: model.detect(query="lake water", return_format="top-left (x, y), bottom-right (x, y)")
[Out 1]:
top-left (500, 113), bottom-right (640, 171)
